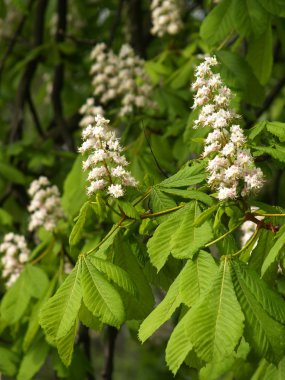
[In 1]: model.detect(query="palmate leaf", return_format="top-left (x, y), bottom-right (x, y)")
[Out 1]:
top-left (159, 161), bottom-right (206, 188)
top-left (80, 256), bottom-right (125, 328)
top-left (90, 256), bottom-right (136, 296)
top-left (165, 314), bottom-right (193, 375)
top-left (231, 260), bottom-right (285, 362)
top-left (139, 251), bottom-right (217, 343)
top-left (39, 262), bottom-right (82, 342)
top-left (147, 201), bottom-right (213, 271)
top-left (185, 258), bottom-right (244, 362)
top-left (150, 186), bottom-right (176, 222)
top-left (69, 201), bottom-right (90, 246)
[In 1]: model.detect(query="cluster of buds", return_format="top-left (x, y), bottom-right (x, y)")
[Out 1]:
top-left (191, 56), bottom-right (264, 201)
top-left (28, 177), bottom-right (65, 232)
top-left (0, 233), bottom-right (29, 288)
top-left (79, 114), bottom-right (138, 198)
top-left (150, 0), bottom-right (183, 37)
top-left (79, 97), bottom-right (104, 128)
top-left (89, 43), bottom-right (155, 116)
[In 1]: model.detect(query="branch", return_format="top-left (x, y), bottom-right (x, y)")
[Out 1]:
top-left (127, 0), bottom-right (145, 57)
top-left (78, 325), bottom-right (95, 380)
top-left (10, 0), bottom-right (49, 142)
top-left (108, 0), bottom-right (125, 46)
top-left (0, 0), bottom-right (35, 78)
top-left (51, 0), bottom-right (75, 150)
top-left (27, 91), bottom-right (45, 137)
top-left (101, 327), bottom-right (118, 380)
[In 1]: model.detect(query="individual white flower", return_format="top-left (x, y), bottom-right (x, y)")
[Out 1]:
top-left (79, 115), bottom-right (138, 198)
top-left (150, 0), bottom-right (183, 37)
top-left (28, 177), bottom-right (65, 232)
top-left (191, 55), bottom-right (264, 200)
top-left (0, 233), bottom-right (30, 288)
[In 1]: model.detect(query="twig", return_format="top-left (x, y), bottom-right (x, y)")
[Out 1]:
top-left (101, 327), bottom-right (118, 380)
top-left (0, 0), bottom-right (35, 79)
top-left (78, 325), bottom-right (95, 380)
top-left (27, 91), bottom-right (45, 137)
top-left (127, 0), bottom-right (145, 57)
top-left (140, 204), bottom-right (184, 219)
top-left (51, 0), bottom-right (74, 151)
top-left (143, 127), bottom-right (168, 178)
top-left (10, 0), bottom-right (49, 142)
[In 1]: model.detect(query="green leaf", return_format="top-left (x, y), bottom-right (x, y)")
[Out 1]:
top-left (23, 264), bottom-right (49, 299)
top-left (200, 0), bottom-right (234, 46)
top-left (150, 186), bottom-right (176, 222)
top-left (0, 208), bottom-right (12, 226)
top-left (193, 203), bottom-right (219, 227)
top-left (57, 320), bottom-right (78, 367)
top-left (179, 251), bottom-right (218, 307)
top-left (248, 121), bottom-right (267, 140)
top-left (17, 336), bottom-right (49, 380)
top-left (90, 257), bottom-right (136, 295)
top-left (69, 202), bottom-right (90, 246)
top-left (78, 302), bottom-right (102, 331)
top-left (232, 0), bottom-right (270, 38)
top-left (264, 357), bottom-right (285, 379)
top-left (113, 237), bottom-right (154, 320)
top-left (62, 156), bottom-right (88, 218)
top-left (256, 0), bottom-right (285, 16)
top-left (254, 145), bottom-right (285, 163)
top-left (261, 226), bottom-right (285, 276)
top-left (139, 251), bottom-right (217, 343)
top-left (249, 229), bottom-right (275, 274)
top-left (266, 122), bottom-right (285, 142)
top-left (171, 201), bottom-right (213, 259)
top-left (40, 262), bottom-right (82, 342)
top-left (165, 315), bottom-right (193, 375)
top-left (117, 200), bottom-right (139, 219)
top-left (0, 162), bottom-right (26, 185)
top-left (233, 260), bottom-right (285, 324)
top-left (184, 259), bottom-right (244, 362)
top-left (231, 260), bottom-right (285, 362)
top-left (159, 161), bottom-right (205, 188)
top-left (0, 346), bottom-right (19, 376)
top-left (0, 272), bottom-right (31, 325)
top-left (247, 25), bottom-right (273, 85)
top-left (160, 188), bottom-right (214, 206)
top-left (217, 50), bottom-right (264, 106)
top-left (80, 256), bottom-right (125, 328)
top-left (147, 202), bottom-right (213, 270)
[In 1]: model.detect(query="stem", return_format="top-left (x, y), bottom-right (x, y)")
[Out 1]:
top-left (101, 327), bottom-right (118, 380)
top-left (253, 212), bottom-right (285, 217)
top-left (140, 205), bottom-right (184, 219)
top-left (230, 227), bottom-right (260, 258)
top-left (205, 220), bottom-right (244, 247)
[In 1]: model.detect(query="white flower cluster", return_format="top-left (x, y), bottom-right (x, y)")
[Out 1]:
top-left (89, 43), bottom-right (154, 116)
top-left (79, 97), bottom-right (104, 128)
top-left (79, 114), bottom-right (138, 198)
top-left (28, 177), bottom-right (65, 232)
top-left (0, 233), bottom-right (29, 288)
top-left (150, 0), bottom-right (183, 37)
top-left (192, 56), bottom-right (264, 201)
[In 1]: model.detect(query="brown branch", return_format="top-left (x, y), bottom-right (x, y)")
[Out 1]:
top-left (127, 0), bottom-right (146, 57)
top-left (108, 0), bottom-right (125, 46)
top-left (27, 91), bottom-right (45, 137)
top-left (0, 0), bottom-right (35, 79)
top-left (10, 0), bottom-right (49, 143)
top-left (101, 327), bottom-right (118, 380)
top-left (78, 325), bottom-right (95, 380)
top-left (51, 0), bottom-right (74, 150)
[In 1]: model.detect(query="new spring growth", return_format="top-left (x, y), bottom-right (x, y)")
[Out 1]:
top-left (28, 176), bottom-right (65, 232)
top-left (79, 114), bottom-right (138, 198)
top-left (89, 43), bottom-right (155, 116)
top-left (0, 233), bottom-right (29, 288)
top-left (192, 56), bottom-right (264, 201)
top-left (151, 0), bottom-right (183, 37)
